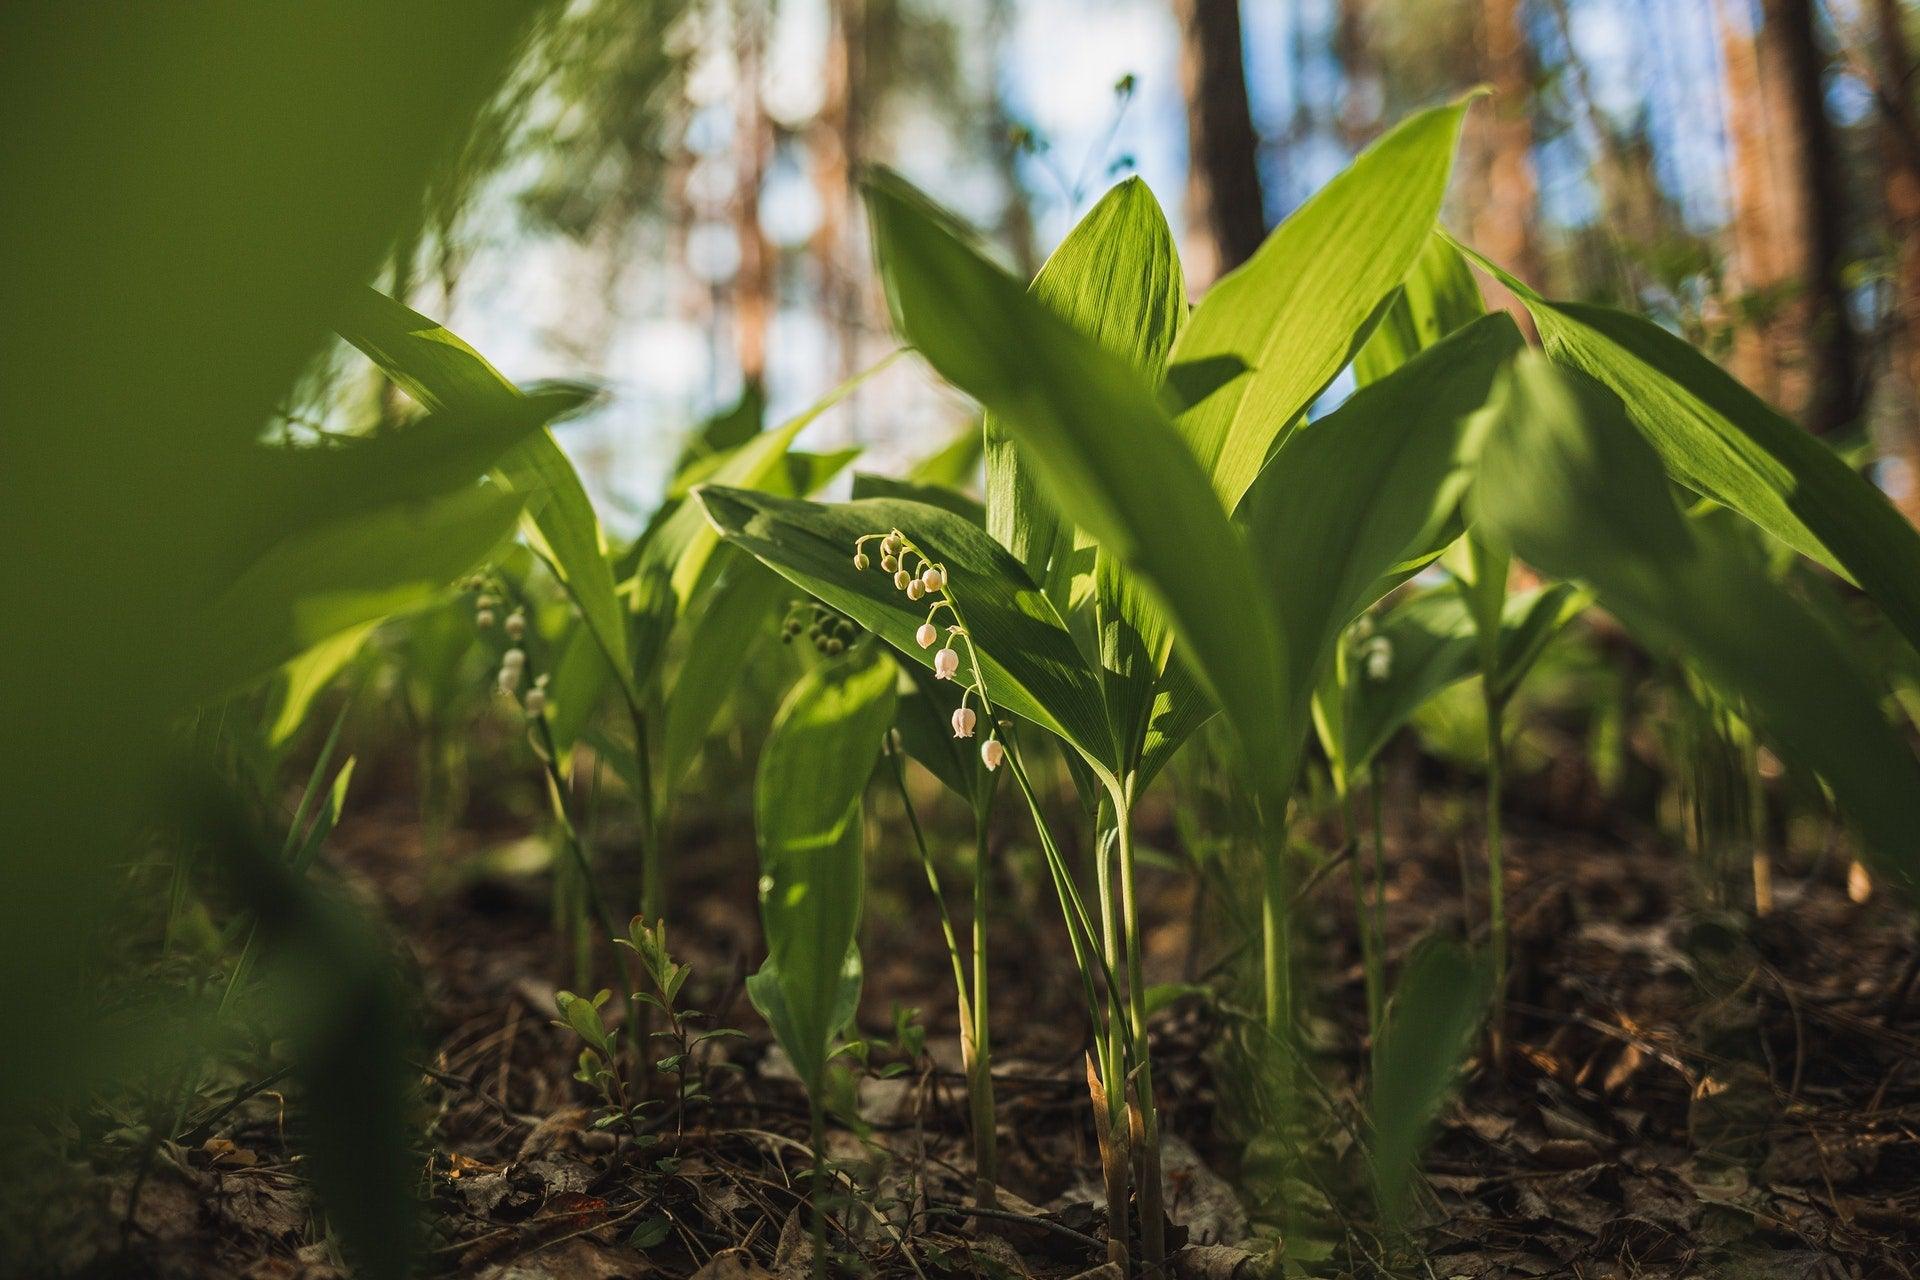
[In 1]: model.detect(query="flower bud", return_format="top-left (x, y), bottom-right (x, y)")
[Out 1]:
top-left (476, 594), bottom-right (499, 610)
top-left (1363, 636), bottom-right (1392, 681)
top-left (894, 569), bottom-right (912, 590)
top-left (826, 637), bottom-right (845, 655)
top-left (525, 688), bottom-right (548, 715)
top-left (980, 739), bottom-right (1004, 771)
top-left (915, 622), bottom-right (938, 648)
top-left (951, 706), bottom-right (977, 738)
top-left (504, 610), bottom-right (526, 640)
top-left (497, 665), bottom-right (522, 695)
top-left (503, 647), bottom-right (526, 669)
top-left (933, 647), bottom-right (959, 680)
top-left (906, 580), bottom-right (924, 601)
top-left (881, 555), bottom-right (898, 574)
top-left (853, 552), bottom-right (870, 571)
top-left (921, 567), bottom-right (942, 592)
top-left (476, 609), bottom-right (496, 629)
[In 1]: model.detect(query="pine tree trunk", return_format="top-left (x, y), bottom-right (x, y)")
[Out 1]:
top-left (733, 0), bottom-right (775, 395)
top-left (810, 0), bottom-right (859, 384)
top-left (1172, 0), bottom-right (1265, 288)
top-left (1469, 0), bottom-right (1544, 329)
top-left (1722, 0), bottom-right (1860, 433)
top-left (1874, 0), bottom-right (1920, 517)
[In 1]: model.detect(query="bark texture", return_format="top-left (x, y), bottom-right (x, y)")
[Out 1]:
top-left (1173, 0), bottom-right (1265, 288)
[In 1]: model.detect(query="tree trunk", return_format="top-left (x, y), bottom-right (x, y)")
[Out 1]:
top-left (1873, 0), bottom-right (1920, 517)
top-left (1721, 0), bottom-right (1860, 433)
top-left (809, 0), bottom-right (859, 384)
top-left (1335, 0), bottom-right (1382, 150)
top-left (1468, 0), bottom-right (1545, 329)
top-left (733, 0), bottom-right (775, 395)
top-left (1172, 0), bottom-right (1265, 288)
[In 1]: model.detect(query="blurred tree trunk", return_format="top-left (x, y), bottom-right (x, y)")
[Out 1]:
top-left (1335, 0), bottom-right (1382, 149)
top-left (1172, 0), bottom-right (1264, 288)
top-left (1467, 0), bottom-right (1544, 331)
top-left (1872, 0), bottom-right (1920, 517)
top-left (810, 0), bottom-right (860, 383)
top-left (1720, 0), bottom-right (1860, 434)
top-left (733, 0), bottom-right (775, 394)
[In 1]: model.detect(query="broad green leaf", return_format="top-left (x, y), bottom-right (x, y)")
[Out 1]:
top-left (1371, 936), bottom-right (1493, 1222)
top-left (191, 485), bottom-right (523, 700)
top-left (696, 488), bottom-right (1114, 773)
top-left (753, 649), bottom-right (896, 1089)
top-left (657, 555), bottom-right (788, 801)
top-left (984, 177), bottom-right (1186, 610)
top-left (627, 357), bottom-right (894, 680)
top-left (1448, 237), bottom-right (1920, 658)
top-left (909, 423), bottom-right (986, 488)
top-left (1474, 355), bottom-right (1920, 898)
top-left (1239, 313), bottom-right (1524, 792)
top-left (1353, 229), bottom-right (1485, 387)
top-left (334, 288), bottom-right (639, 709)
top-left (545, 617), bottom-right (614, 760)
top-left (852, 472), bottom-right (986, 528)
top-left (266, 623), bottom-right (374, 749)
top-left (865, 172), bottom-right (1287, 804)
top-left (746, 948), bottom-right (863, 1097)
top-left (1169, 99), bottom-right (1475, 512)
top-left (1316, 583), bottom-right (1583, 777)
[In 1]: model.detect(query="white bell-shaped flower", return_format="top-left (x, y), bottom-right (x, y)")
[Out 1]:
top-left (505, 610), bottom-right (527, 640)
top-left (916, 622), bottom-right (938, 648)
top-left (951, 706), bottom-right (977, 738)
top-left (524, 688), bottom-right (547, 716)
top-left (933, 647), bottom-right (959, 680)
top-left (920, 567), bottom-right (942, 592)
top-left (980, 739), bottom-right (1004, 771)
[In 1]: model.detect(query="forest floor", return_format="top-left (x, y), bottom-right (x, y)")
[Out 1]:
top-left (69, 755), bottom-right (1920, 1280)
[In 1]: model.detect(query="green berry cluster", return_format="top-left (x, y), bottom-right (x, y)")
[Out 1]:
top-left (781, 600), bottom-right (861, 656)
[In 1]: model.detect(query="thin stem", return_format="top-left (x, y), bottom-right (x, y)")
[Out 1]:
top-left (887, 748), bottom-right (973, 1029)
top-left (1342, 778), bottom-right (1383, 1041)
top-left (809, 1097), bottom-right (829, 1280)
top-left (969, 810), bottom-right (999, 1207)
top-left (1485, 688), bottom-right (1508, 1011)
top-left (630, 702), bottom-right (663, 921)
top-left (1111, 777), bottom-right (1165, 1270)
top-left (1368, 761), bottom-right (1389, 1026)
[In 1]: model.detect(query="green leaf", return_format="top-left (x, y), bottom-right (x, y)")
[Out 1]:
top-left (709, 488), bottom-right (1102, 754)
top-left (1448, 237), bottom-right (1920, 658)
top-left (544, 617), bottom-right (614, 760)
top-left (334, 288), bottom-right (639, 709)
top-left (627, 357), bottom-right (895, 680)
top-left (908, 423), bottom-right (986, 488)
top-left (657, 554), bottom-right (788, 802)
top-left (865, 171), bottom-right (1287, 802)
top-left (1474, 355), bottom-right (1920, 899)
top-left (852, 472), bottom-right (986, 528)
top-left (696, 487), bottom-right (1115, 775)
top-left (753, 650), bottom-right (896, 1090)
top-left (1371, 936), bottom-right (1493, 1223)
top-left (1353, 229), bottom-right (1485, 387)
top-left (266, 624), bottom-right (374, 749)
top-left (190, 484), bottom-right (523, 700)
top-left (1169, 98), bottom-right (1475, 512)
top-left (984, 177), bottom-right (1186, 617)
top-left (1318, 583), bottom-right (1582, 777)
top-left (1239, 313), bottom-right (1524, 792)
